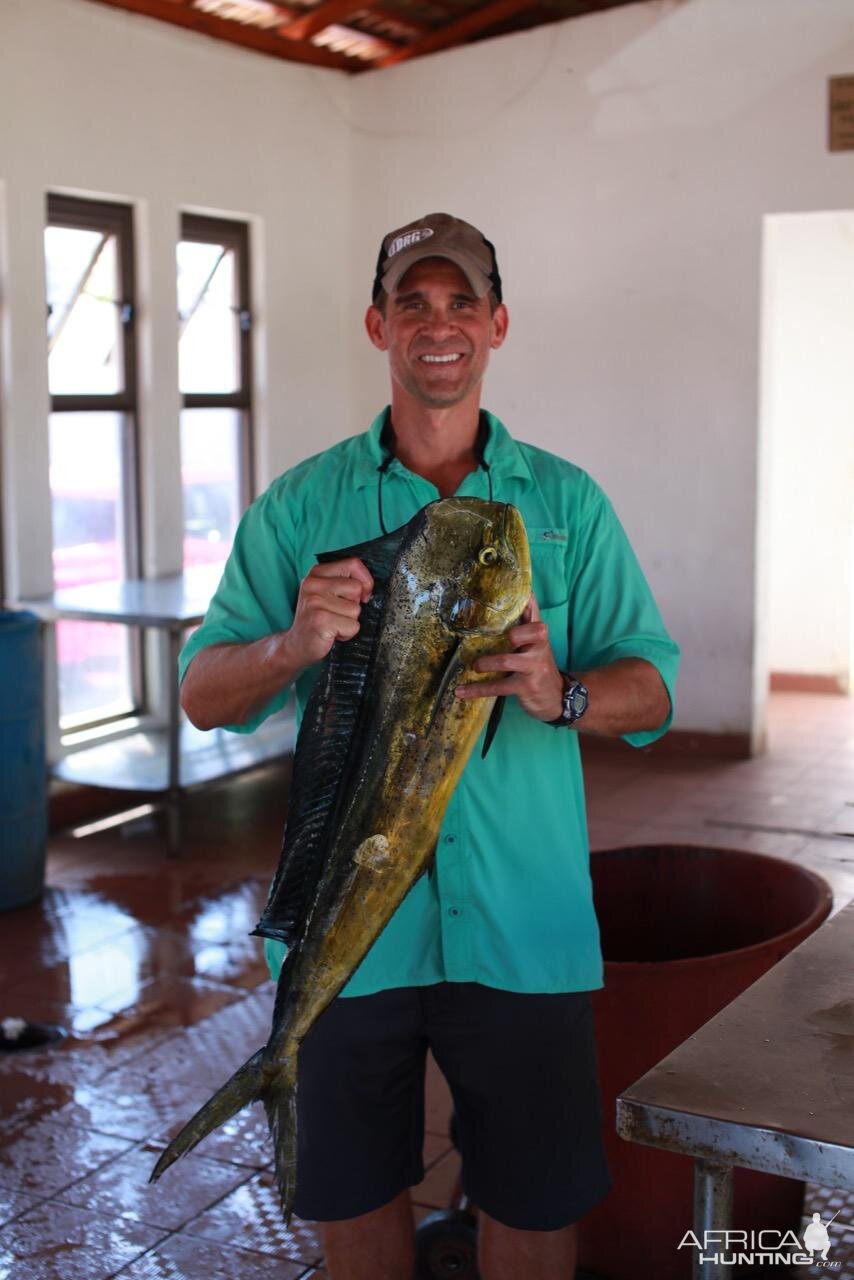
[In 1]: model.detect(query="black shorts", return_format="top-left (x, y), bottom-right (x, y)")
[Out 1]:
top-left (292, 982), bottom-right (612, 1231)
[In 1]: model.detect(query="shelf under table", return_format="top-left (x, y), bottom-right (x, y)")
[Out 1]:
top-left (55, 712), bottom-right (295, 793)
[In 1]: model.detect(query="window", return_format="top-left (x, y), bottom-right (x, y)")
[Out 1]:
top-left (178, 215), bottom-right (253, 568)
top-left (45, 194), bottom-right (142, 731)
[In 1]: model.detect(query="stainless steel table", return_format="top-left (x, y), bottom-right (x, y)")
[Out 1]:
top-left (617, 898), bottom-right (854, 1279)
top-left (16, 567), bottom-right (295, 853)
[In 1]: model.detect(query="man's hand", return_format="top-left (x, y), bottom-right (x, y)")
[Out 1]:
top-left (284, 558), bottom-right (375, 669)
top-left (454, 593), bottom-right (563, 723)
top-left (181, 557), bottom-right (374, 731)
top-left (454, 593), bottom-right (671, 736)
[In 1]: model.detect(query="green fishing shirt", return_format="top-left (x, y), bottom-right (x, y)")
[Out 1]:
top-left (179, 410), bottom-right (680, 996)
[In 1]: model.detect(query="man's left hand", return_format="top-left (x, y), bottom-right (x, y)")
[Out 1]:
top-left (454, 593), bottom-right (563, 723)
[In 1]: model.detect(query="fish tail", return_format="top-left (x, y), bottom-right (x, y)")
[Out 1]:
top-left (149, 1046), bottom-right (266, 1183)
top-left (263, 1056), bottom-right (299, 1224)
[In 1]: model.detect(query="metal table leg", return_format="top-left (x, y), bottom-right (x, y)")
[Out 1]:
top-left (692, 1158), bottom-right (734, 1280)
top-left (166, 627), bottom-right (182, 856)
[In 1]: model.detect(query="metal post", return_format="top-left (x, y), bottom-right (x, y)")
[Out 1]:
top-left (692, 1159), bottom-right (734, 1280)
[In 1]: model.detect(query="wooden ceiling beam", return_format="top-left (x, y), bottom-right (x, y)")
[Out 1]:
top-left (84, 0), bottom-right (358, 71)
top-left (279, 0), bottom-right (365, 41)
top-left (376, 0), bottom-right (539, 66)
top-left (332, 4), bottom-right (431, 40)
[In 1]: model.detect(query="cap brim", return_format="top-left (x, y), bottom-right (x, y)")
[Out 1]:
top-left (381, 247), bottom-right (492, 298)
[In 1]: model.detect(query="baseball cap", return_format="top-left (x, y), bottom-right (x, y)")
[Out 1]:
top-left (371, 212), bottom-right (503, 304)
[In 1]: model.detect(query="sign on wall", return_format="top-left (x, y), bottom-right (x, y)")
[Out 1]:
top-left (829, 76), bottom-right (854, 151)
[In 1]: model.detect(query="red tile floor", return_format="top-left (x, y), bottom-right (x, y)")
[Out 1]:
top-left (0, 691), bottom-right (852, 1278)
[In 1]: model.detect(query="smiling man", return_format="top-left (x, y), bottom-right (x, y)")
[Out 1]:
top-left (179, 213), bottom-right (680, 1280)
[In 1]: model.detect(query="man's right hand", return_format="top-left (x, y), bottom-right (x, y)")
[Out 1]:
top-left (284, 558), bottom-right (375, 669)
top-left (181, 557), bottom-right (374, 731)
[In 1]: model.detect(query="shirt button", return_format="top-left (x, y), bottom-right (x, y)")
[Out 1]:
top-left (448, 907), bottom-right (460, 918)
top-left (443, 834), bottom-right (456, 844)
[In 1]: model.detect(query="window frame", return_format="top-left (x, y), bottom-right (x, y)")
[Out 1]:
top-left (179, 213), bottom-right (255, 516)
top-left (46, 192), bottom-right (145, 729)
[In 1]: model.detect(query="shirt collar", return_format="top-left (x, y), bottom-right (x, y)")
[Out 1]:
top-left (352, 407), bottom-right (533, 491)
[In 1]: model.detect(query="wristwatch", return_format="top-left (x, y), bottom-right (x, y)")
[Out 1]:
top-left (548, 673), bottom-right (589, 728)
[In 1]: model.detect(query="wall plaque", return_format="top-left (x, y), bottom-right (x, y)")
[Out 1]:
top-left (829, 75), bottom-right (854, 151)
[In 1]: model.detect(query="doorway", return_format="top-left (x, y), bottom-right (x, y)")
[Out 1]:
top-left (757, 210), bottom-right (854, 732)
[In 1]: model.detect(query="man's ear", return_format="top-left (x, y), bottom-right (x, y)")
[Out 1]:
top-left (365, 304), bottom-right (387, 352)
top-left (490, 303), bottom-right (509, 350)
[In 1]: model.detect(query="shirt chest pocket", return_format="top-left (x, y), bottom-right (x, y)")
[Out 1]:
top-left (527, 527), bottom-right (571, 672)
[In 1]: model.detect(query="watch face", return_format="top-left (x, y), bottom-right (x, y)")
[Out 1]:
top-left (552, 677), bottom-right (588, 726)
top-left (561, 679), bottom-right (588, 723)
top-left (568, 684), bottom-right (588, 717)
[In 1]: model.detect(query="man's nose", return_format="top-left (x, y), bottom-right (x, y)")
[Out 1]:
top-left (423, 309), bottom-right (458, 341)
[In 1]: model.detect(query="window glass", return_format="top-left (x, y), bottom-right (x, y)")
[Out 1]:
top-left (181, 408), bottom-right (243, 569)
top-left (49, 411), bottom-right (135, 726)
top-left (45, 227), bottom-right (123, 395)
top-left (177, 241), bottom-right (239, 394)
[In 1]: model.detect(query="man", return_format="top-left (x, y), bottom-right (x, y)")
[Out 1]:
top-left (179, 213), bottom-right (679, 1280)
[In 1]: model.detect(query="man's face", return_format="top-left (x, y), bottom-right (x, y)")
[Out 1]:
top-left (365, 258), bottom-right (508, 410)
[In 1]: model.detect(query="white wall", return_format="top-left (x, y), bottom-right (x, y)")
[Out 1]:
top-left (0, 0), bottom-right (352, 602)
top-left (3, 0), bottom-right (854, 743)
top-left (761, 211), bottom-right (854, 690)
top-left (345, 0), bottom-right (854, 741)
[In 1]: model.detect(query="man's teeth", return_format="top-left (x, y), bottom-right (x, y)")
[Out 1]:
top-left (420, 354), bottom-right (462, 363)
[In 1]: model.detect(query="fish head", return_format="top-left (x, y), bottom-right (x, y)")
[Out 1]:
top-left (406, 498), bottom-right (531, 636)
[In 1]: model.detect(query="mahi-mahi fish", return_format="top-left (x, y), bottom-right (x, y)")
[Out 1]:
top-left (150, 496), bottom-right (532, 1219)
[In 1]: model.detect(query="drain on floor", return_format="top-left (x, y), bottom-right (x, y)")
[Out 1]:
top-left (0, 1017), bottom-right (67, 1052)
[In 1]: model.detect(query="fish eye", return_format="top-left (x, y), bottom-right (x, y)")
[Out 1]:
top-left (478, 546), bottom-right (498, 566)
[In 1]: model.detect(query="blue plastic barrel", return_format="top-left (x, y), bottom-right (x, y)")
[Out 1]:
top-left (0, 611), bottom-right (47, 910)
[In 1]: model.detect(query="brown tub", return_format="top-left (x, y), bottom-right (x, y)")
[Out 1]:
top-left (578, 844), bottom-right (833, 1280)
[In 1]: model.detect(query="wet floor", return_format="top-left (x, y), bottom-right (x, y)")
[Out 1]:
top-left (0, 691), bottom-right (852, 1278)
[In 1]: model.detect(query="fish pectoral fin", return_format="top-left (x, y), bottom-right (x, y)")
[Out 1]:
top-left (426, 639), bottom-right (464, 734)
top-left (481, 696), bottom-right (506, 759)
top-left (353, 834), bottom-right (393, 872)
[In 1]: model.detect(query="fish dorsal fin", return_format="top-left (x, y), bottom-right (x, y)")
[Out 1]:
top-left (253, 516), bottom-right (423, 948)
top-left (315, 518), bottom-right (417, 585)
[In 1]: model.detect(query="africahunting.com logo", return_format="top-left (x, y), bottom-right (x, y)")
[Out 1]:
top-left (678, 1213), bottom-right (843, 1267)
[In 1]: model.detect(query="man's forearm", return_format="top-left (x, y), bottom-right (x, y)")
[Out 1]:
top-left (575, 657), bottom-right (670, 737)
top-left (180, 633), bottom-right (301, 730)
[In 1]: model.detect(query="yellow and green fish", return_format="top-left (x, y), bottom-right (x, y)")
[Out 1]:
top-left (150, 497), bottom-right (532, 1219)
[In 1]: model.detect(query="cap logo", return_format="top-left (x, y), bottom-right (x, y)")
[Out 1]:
top-left (387, 227), bottom-right (434, 259)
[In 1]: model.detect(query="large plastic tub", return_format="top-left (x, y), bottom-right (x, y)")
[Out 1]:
top-left (579, 844), bottom-right (833, 1280)
top-left (0, 611), bottom-right (47, 911)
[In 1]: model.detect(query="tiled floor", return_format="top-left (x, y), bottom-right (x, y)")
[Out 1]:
top-left (0, 691), bottom-right (852, 1278)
